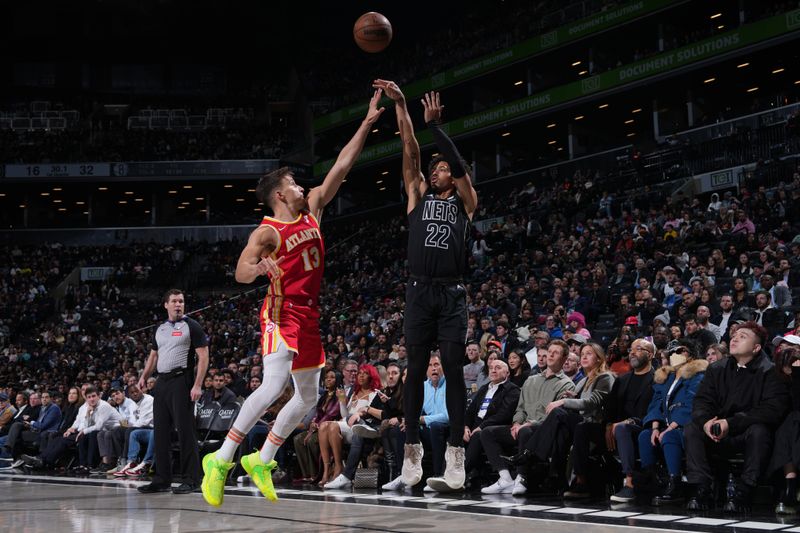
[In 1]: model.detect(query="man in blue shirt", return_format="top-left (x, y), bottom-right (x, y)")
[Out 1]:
top-left (419, 354), bottom-right (449, 482)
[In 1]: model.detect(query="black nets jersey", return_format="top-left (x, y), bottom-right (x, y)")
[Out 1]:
top-left (407, 192), bottom-right (470, 279)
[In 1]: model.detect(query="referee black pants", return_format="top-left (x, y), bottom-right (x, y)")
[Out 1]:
top-left (152, 372), bottom-right (200, 486)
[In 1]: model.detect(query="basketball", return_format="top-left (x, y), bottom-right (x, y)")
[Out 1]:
top-left (353, 12), bottom-right (392, 53)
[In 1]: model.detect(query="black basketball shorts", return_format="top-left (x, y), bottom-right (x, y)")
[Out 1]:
top-left (404, 279), bottom-right (468, 346)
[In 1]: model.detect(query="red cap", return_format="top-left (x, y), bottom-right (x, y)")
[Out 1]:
top-left (625, 316), bottom-right (639, 326)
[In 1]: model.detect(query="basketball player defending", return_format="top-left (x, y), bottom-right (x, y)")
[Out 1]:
top-left (201, 90), bottom-right (385, 507)
top-left (374, 80), bottom-right (477, 492)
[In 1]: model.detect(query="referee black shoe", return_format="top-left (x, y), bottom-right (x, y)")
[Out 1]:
top-left (138, 482), bottom-right (171, 494)
top-left (172, 482), bottom-right (198, 494)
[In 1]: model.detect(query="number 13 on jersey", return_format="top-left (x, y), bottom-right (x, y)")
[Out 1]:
top-left (301, 246), bottom-right (321, 271)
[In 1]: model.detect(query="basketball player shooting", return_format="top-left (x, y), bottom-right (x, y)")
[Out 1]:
top-left (373, 80), bottom-right (477, 492)
top-left (201, 89), bottom-right (385, 507)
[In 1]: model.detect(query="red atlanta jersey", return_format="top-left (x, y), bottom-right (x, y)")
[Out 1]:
top-left (259, 211), bottom-right (325, 306)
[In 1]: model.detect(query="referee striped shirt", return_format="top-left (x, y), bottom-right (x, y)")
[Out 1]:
top-left (153, 316), bottom-right (207, 373)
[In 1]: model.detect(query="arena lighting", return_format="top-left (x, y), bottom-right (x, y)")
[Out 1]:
top-left (247, 188), bottom-right (256, 192)
top-left (0, 193), bottom-right (5, 197)
top-left (394, 131), bottom-right (400, 135)
top-left (134, 198), bottom-right (144, 202)
top-left (183, 185), bottom-right (192, 189)
top-left (376, 180), bottom-right (384, 184)
top-left (627, 132), bottom-right (636, 137)
top-left (75, 201), bottom-right (85, 205)
top-left (747, 87), bottom-right (759, 92)
top-left (381, 171), bottom-right (389, 175)
top-left (52, 187), bottom-right (62, 191)
top-left (144, 210), bottom-right (150, 214)
top-left (168, 190), bottom-right (177, 194)
top-left (625, 119), bottom-right (634, 124)
top-left (58, 208), bottom-right (66, 212)
top-left (53, 199), bottom-right (62, 203)
top-left (253, 208), bottom-right (260, 212)
top-left (177, 206), bottom-right (185, 209)
top-left (632, 108), bottom-right (642, 113)
top-left (19, 204), bottom-right (25, 208)
top-left (548, 140), bottom-right (557, 145)
top-left (501, 132), bottom-right (511, 136)
top-left (571, 60), bottom-right (581, 66)
top-left (124, 191), bottom-right (134, 195)
top-left (772, 68), bottom-right (785, 74)
top-left (513, 80), bottom-right (523, 86)
top-left (710, 12), bottom-right (722, 19)
top-left (574, 115), bottom-right (584, 120)
top-left (98, 187), bottom-right (108, 191)
top-left (704, 78), bottom-right (716, 83)
top-left (118, 200), bottom-right (127, 204)
top-left (371, 128), bottom-right (379, 133)
top-left (598, 103), bottom-right (609, 109)
top-left (82, 211), bottom-right (88, 215)
top-left (379, 187), bottom-right (386, 191)
top-left (717, 25), bottom-right (724, 29)
top-left (795, 80), bottom-right (800, 85)
top-left (40, 192), bottom-right (50, 196)
top-left (737, 62), bottom-right (750, 68)
top-left (578, 70), bottom-right (588, 75)
top-left (557, 147), bottom-right (564, 151)
top-left (236, 198), bottom-right (245, 202)
top-left (195, 197), bottom-right (204, 200)
top-left (224, 184), bottom-right (233, 188)
top-left (547, 123), bottom-right (556, 128)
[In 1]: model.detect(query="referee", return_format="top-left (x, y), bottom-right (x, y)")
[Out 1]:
top-left (138, 289), bottom-right (209, 494)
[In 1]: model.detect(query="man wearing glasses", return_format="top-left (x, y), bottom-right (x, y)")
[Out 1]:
top-left (606, 338), bottom-right (656, 502)
top-left (342, 361), bottom-right (359, 396)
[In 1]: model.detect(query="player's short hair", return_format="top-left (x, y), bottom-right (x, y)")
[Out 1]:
top-left (257, 166), bottom-right (292, 208)
top-left (163, 288), bottom-right (183, 304)
top-left (548, 339), bottom-right (570, 359)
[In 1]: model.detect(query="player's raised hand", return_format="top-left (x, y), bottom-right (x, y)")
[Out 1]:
top-left (421, 91), bottom-right (444, 124)
top-left (364, 88), bottom-right (386, 125)
top-left (257, 255), bottom-right (285, 279)
top-left (372, 79), bottom-right (404, 103)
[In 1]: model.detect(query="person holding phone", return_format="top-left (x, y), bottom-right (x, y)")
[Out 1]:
top-left (685, 321), bottom-right (789, 513)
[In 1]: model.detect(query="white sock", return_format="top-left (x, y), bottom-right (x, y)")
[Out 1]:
top-left (259, 368), bottom-right (320, 464)
top-left (499, 469), bottom-right (513, 483)
top-left (215, 343), bottom-right (293, 462)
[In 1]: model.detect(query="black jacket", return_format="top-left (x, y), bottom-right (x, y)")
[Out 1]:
top-left (692, 351), bottom-right (789, 435)
top-left (605, 367), bottom-right (655, 425)
top-left (464, 380), bottom-right (520, 430)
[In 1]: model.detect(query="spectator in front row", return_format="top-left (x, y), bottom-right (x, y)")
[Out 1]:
top-left (685, 321), bottom-right (789, 513)
top-left (638, 339), bottom-right (708, 506)
top-left (480, 340), bottom-right (575, 494)
top-left (2, 391), bottom-right (61, 466)
top-left (769, 344), bottom-right (800, 514)
top-left (317, 364), bottom-right (380, 486)
top-left (22, 386), bottom-right (122, 473)
top-left (515, 342), bottom-right (614, 497)
top-left (202, 374), bottom-right (237, 407)
top-left (462, 359), bottom-right (520, 487)
top-left (293, 369), bottom-right (343, 483)
top-left (607, 339), bottom-right (656, 503)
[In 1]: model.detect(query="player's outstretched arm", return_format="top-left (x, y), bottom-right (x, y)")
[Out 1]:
top-left (235, 226), bottom-right (281, 284)
top-left (308, 89), bottom-right (385, 219)
top-left (421, 91), bottom-right (478, 219)
top-left (373, 79), bottom-right (425, 214)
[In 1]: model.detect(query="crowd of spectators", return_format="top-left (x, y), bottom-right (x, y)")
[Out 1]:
top-left (2, 131), bottom-right (800, 512)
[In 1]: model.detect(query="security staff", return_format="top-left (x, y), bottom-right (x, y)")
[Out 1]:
top-left (137, 289), bottom-right (209, 494)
